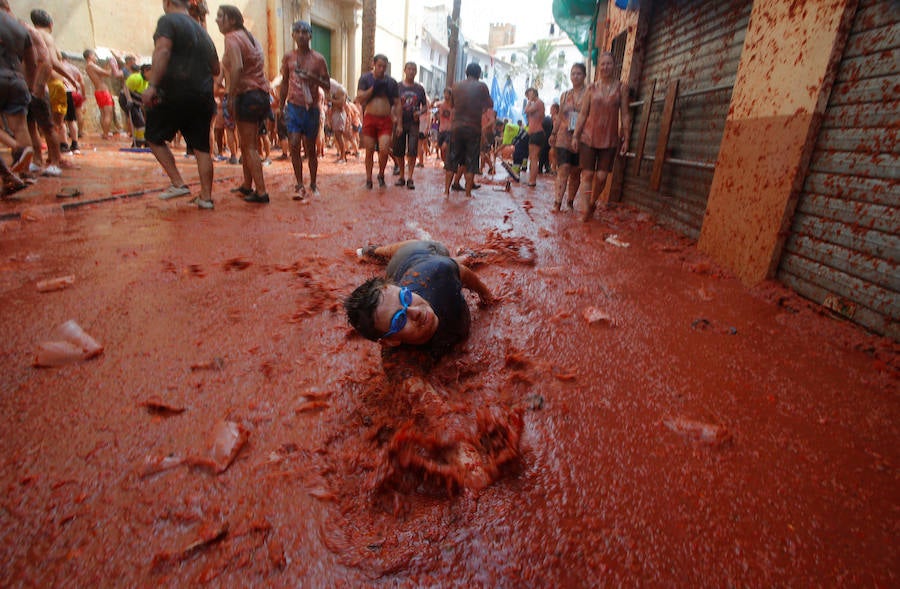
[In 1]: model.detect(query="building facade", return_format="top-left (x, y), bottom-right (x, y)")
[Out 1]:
top-left (592, 0), bottom-right (898, 338)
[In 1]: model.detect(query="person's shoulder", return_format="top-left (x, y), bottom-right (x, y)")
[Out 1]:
top-left (155, 11), bottom-right (187, 35)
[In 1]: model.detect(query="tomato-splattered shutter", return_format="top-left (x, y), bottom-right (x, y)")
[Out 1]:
top-left (777, 0), bottom-right (899, 338)
top-left (623, 0), bottom-right (753, 239)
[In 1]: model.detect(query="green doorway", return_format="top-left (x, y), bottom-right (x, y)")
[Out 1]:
top-left (311, 23), bottom-right (332, 75)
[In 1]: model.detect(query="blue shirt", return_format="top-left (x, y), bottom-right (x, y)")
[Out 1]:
top-left (386, 241), bottom-right (470, 354)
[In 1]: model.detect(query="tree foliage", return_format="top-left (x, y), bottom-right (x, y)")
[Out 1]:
top-left (514, 39), bottom-right (566, 91)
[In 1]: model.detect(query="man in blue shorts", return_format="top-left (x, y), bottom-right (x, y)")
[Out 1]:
top-left (142, 0), bottom-right (219, 209)
top-left (279, 20), bottom-right (330, 200)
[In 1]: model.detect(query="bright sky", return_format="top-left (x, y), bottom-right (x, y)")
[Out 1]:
top-left (456, 0), bottom-right (556, 46)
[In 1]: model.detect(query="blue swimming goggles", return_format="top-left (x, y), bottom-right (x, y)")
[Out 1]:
top-left (381, 286), bottom-right (412, 339)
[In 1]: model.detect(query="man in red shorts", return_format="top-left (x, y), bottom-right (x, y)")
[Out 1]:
top-left (355, 54), bottom-right (399, 189)
top-left (84, 48), bottom-right (121, 139)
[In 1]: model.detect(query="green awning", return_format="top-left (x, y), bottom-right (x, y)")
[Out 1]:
top-left (552, 0), bottom-right (602, 54)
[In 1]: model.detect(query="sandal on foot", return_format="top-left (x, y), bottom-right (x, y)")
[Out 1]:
top-left (406, 179), bottom-right (415, 190)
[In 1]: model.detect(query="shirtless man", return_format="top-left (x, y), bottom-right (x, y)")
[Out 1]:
top-left (435, 88), bottom-right (452, 164)
top-left (61, 61), bottom-right (85, 152)
top-left (355, 54), bottom-right (399, 189)
top-left (444, 63), bottom-right (492, 198)
top-left (84, 48), bottom-right (122, 138)
top-left (345, 99), bottom-right (361, 157)
top-left (523, 87), bottom-right (545, 187)
top-left (279, 20), bottom-right (330, 198)
top-left (29, 9), bottom-right (75, 176)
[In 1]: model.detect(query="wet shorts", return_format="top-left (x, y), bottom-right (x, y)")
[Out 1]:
top-left (94, 89), bottom-right (114, 109)
top-left (72, 91), bottom-right (85, 109)
top-left (444, 125), bottom-right (481, 173)
top-left (438, 130), bottom-right (451, 147)
top-left (579, 143), bottom-right (618, 173)
top-left (65, 92), bottom-right (77, 121)
top-left (555, 147), bottom-right (579, 167)
top-left (0, 72), bottom-right (31, 115)
top-left (528, 130), bottom-right (546, 146)
top-left (48, 79), bottom-right (67, 116)
top-left (284, 102), bottom-right (320, 139)
top-left (362, 113), bottom-right (393, 139)
top-left (222, 96), bottom-right (235, 129)
top-left (146, 92), bottom-right (215, 153)
top-left (234, 89), bottom-right (272, 123)
top-left (28, 93), bottom-right (53, 130)
top-left (393, 124), bottom-right (418, 157)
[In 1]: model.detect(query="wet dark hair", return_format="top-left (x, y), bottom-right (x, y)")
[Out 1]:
top-left (30, 9), bottom-right (52, 28)
top-left (373, 54), bottom-right (388, 65)
top-left (465, 63), bottom-right (482, 79)
top-left (219, 5), bottom-right (257, 46)
top-left (82, 49), bottom-right (95, 60)
top-left (571, 62), bottom-right (587, 75)
top-left (344, 277), bottom-right (390, 341)
top-left (218, 5), bottom-right (244, 28)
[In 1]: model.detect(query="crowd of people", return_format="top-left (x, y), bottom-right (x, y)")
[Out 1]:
top-left (0, 0), bottom-right (630, 221)
top-left (0, 0), bottom-right (632, 490)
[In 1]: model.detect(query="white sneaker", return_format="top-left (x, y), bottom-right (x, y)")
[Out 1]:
top-left (196, 198), bottom-right (214, 210)
top-left (158, 184), bottom-right (191, 200)
top-left (29, 163), bottom-right (41, 174)
top-left (42, 165), bottom-right (62, 177)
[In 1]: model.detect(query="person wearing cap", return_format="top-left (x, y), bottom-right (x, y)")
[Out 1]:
top-left (355, 54), bottom-right (400, 189)
top-left (279, 20), bottom-right (330, 200)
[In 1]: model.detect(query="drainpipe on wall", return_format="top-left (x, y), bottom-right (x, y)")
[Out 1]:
top-left (402, 0), bottom-right (410, 65)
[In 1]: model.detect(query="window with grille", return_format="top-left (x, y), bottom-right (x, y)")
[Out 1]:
top-left (611, 31), bottom-right (627, 80)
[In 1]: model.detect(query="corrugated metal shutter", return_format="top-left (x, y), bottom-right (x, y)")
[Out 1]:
top-left (776, 0), bottom-right (899, 338)
top-left (623, 0), bottom-right (752, 239)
